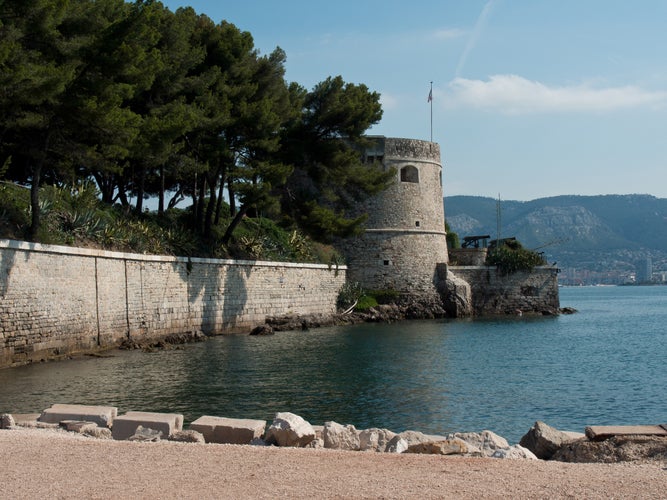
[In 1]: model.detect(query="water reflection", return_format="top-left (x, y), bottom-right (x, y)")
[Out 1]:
top-left (2, 286), bottom-right (667, 442)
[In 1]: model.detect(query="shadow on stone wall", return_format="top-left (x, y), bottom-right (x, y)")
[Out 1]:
top-left (183, 259), bottom-right (252, 335)
top-left (0, 248), bottom-right (16, 298)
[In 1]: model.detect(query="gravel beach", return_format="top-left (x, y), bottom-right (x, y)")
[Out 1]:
top-left (1, 427), bottom-right (665, 499)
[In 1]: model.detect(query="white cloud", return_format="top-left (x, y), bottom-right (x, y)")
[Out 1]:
top-left (446, 74), bottom-right (667, 113)
top-left (379, 91), bottom-right (399, 111)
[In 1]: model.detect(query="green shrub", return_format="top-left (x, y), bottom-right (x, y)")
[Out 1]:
top-left (337, 281), bottom-right (363, 310)
top-left (355, 294), bottom-right (378, 311)
top-left (486, 239), bottom-right (546, 274)
top-left (370, 289), bottom-right (400, 304)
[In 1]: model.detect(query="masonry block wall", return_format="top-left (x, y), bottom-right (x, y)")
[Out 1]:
top-left (0, 239), bottom-right (346, 368)
top-left (449, 265), bottom-right (560, 315)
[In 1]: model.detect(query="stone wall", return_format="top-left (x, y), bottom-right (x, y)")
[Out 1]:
top-left (344, 231), bottom-right (447, 301)
top-left (448, 248), bottom-right (488, 266)
top-left (0, 239), bottom-right (346, 368)
top-left (448, 265), bottom-right (560, 315)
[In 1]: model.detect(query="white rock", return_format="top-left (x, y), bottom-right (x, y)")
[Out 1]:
top-left (492, 444), bottom-right (538, 460)
top-left (359, 428), bottom-right (397, 452)
top-left (265, 412), bottom-right (315, 447)
top-left (385, 430), bottom-right (448, 452)
top-left (447, 430), bottom-right (510, 457)
top-left (0, 414), bottom-right (15, 429)
top-left (386, 437), bottom-right (409, 453)
top-left (519, 421), bottom-right (583, 460)
top-left (323, 421), bottom-right (360, 451)
top-left (406, 438), bottom-right (469, 455)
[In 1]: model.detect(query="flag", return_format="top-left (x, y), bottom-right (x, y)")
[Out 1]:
top-left (427, 89), bottom-right (432, 102)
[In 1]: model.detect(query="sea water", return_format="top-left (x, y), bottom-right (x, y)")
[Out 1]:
top-left (1, 285), bottom-right (665, 442)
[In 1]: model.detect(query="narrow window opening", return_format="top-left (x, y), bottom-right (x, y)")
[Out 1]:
top-left (400, 165), bottom-right (419, 183)
top-left (415, 221), bottom-right (420, 227)
top-left (383, 260), bottom-right (390, 266)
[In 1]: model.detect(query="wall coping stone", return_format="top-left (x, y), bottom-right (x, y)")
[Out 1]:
top-left (449, 265), bottom-right (557, 270)
top-left (0, 238), bottom-right (346, 270)
top-left (365, 229), bottom-right (447, 235)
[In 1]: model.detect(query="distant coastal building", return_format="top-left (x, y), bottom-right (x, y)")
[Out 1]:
top-left (636, 256), bottom-right (653, 283)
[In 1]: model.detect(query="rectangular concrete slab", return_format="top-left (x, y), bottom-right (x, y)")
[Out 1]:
top-left (38, 404), bottom-right (118, 428)
top-left (190, 416), bottom-right (266, 444)
top-left (585, 425), bottom-right (667, 441)
top-left (11, 414), bottom-right (40, 426)
top-left (112, 411), bottom-right (183, 441)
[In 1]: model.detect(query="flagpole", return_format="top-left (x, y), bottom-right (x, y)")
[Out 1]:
top-left (429, 81), bottom-right (433, 142)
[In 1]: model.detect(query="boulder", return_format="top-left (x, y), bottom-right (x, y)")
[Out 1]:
top-left (447, 430), bottom-right (510, 457)
top-left (127, 425), bottom-right (162, 442)
top-left (82, 426), bottom-right (113, 440)
top-left (385, 431), bottom-right (447, 454)
top-left (264, 412), bottom-right (315, 447)
top-left (552, 435), bottom-right (667, 463)
top-left (60, 420), bottom-right (99, 433)
top-left (249, 325), bottom-right (274, 336)
top-left (406, 438), bottom-right (469, 455)
top-left (0, 413), bottom-right (15, 429)
top-left (359, 428), bottom-right (397, 452)
top-left (519, 421), bottom-right (583, 459)
top-left (323, 421), bottom-right (360, 451)
top-left (442, 271), bottom-right (473, 318)
top-left (492, 445), bottom-right (538, 460)
top-left (386, 437), bottom-right (409, 454)
top-left (306, 437), bottom-right (324, 449)
top-left (167, 430), bottom-right (206, 444)
top-left (189, 416), bottom-right (266, 444)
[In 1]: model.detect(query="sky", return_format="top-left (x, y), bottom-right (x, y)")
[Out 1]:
top-left (162, 0), bottom-right (667, 201)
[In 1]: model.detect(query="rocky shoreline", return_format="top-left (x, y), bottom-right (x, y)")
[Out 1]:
top-left (2, 407), bottom-right (664, 465)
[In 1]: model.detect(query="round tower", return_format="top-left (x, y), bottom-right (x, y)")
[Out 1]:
top-left (341, 136), bottom-right (449, 302)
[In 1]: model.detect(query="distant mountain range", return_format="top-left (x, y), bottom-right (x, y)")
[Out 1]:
top-left (444, 194), bottom-right (667, 284)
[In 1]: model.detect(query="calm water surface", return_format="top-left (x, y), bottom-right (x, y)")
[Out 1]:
top-left (1, 286), bottom-right (665, 442)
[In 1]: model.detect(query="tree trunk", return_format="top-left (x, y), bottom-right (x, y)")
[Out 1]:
top-left (228, 177), bottom-right (236, 216)
top-left (195, 175), bottom-right (206, 234)
top-left (214, 170), bottom-right (227, 225)
top-left (28, 131), bottom-right (51, 241)
top-left (221, 203), bottom-right (249, 246)
top-left (158, 165), bottom-right (165, 215)
top-left (28, 161), bottom-right (42, 241)
top-left (203, 173), bottom-right (217, 240)
top-left (135, 165), bottom-right (145, 214)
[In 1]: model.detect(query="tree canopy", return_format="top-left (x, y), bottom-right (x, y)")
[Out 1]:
top-left (0, 0), bottom-right (392, 248)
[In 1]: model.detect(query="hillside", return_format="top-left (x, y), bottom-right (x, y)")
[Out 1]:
top-left (444, 194), bottom-right (667, 284)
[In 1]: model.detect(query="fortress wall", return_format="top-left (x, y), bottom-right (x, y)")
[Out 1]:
top-left (344, 231), bottom-right (447, 300)
top-left (449, 265), bottom-right (560, 315)
top-left (0, 239), bottom-right (346, 368)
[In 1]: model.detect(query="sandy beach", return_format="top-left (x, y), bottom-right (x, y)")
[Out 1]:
top-left (1, 428), bottom-right (665, 499)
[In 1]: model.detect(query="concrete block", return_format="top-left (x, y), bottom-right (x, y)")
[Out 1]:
top-left (60, 420), bottom-right (99, 433)
top-left (189, 416), bottom-right (266, 444)
top-left (112, 411), bottom-right (183, 441)
top-left (38, 404), bottom-right (117, 428)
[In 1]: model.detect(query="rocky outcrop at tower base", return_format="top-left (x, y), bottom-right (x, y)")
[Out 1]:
top-left (441, 271), bottom-right (473, 317)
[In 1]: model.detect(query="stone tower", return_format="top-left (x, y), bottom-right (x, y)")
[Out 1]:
top-left (341, 136), bottom-right (449, 304)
